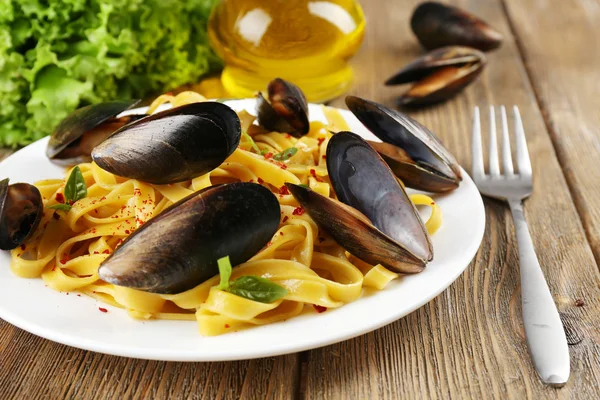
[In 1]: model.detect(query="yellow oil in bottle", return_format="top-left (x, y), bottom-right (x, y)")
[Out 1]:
top-left (208, 0), bottom-right (365, 102)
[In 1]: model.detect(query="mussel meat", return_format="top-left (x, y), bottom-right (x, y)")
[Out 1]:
top-left (0, 178), bottom-right (43, 250)
top-left (411, 2), bottom-right (503, 51)
top-left (98, 182), bottom-right (280, 294)
top-left (92, 102), bottom-right (241, 185)
top-left (46, 100), bottom-right (144, 166)
top-left (287, 131), bottom-right (432, 273)
top-left (256, 78), bottom-right (310, 137)
top-left (346, 96), bottom-right (462, 192)
top-left (386, 46), bottom-right (486, 106)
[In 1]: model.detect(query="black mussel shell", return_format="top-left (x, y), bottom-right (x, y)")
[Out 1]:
top-left (92, 102), bottom-right (241, 185)
top-left (346, 96), bottom-right (461, 192)
top-left (287, 132), bottom-right (432, 273)
top-left (47, 100), bottom-right (143, 166)
top-left (411, 2), bottom-right (503, 51)
top-left (386, 46), bottom-right (486, 106)
top-left (256, 78), bottom-right (310, 137)
top-left (0, 178), bottom-right (43, 250)
top-left (98, 182), bottom-right (280, 294)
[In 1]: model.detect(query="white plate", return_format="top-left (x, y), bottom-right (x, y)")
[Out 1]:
top-left (0, 99), bottom-right (485, 361)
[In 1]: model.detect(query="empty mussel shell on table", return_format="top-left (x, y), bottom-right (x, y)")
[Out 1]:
top-left (98, 182), bottom-right (280, 294)
top-left (0, 178), bottom-right (43, 250)
top-left (346, 96), bottom-right (462, 193)
top-left (92, 102), bottom-right (241, 185)
top-left (411, 1), bottom-right (503, 51)
top-left (46, 100), bottom-right (144, 166)
top-left (256, 78), bottom-right (310, 137)
top-left (386, 46), bottom-right (486, 106)
top-left (287, 131), bottom-right (433, 273)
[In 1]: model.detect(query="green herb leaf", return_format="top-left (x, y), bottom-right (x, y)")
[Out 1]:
top-left (216, 256), bottom-right (233, 290)
top-left (298, 184), bottom-right (310, 189)
top-left (216, 98), bottom-right (237, 103)
top-left (242, 131), bottom-right (261, 154)
top-left (273, 147), bottom-right (298, 161)
top-left (260, 149), bottom-right (270, 156)
top-left (226, 276), bottom-right (288, 303)
top-left (47, 203), bottom-right (72, 212)
top-left (64, 166), bottom-right (87, 204)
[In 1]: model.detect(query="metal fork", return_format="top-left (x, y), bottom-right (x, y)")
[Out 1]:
top-left (471, 106), bottom-right (570, 387)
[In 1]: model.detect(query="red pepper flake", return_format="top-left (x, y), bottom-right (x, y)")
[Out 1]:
top-left (317, 138), bottom-right (325, 146)
top-left (68, 200), bottom-right (74, 206)
top-left (313, 304), bottom-right (327, 313)
top-left (279, 232), bottom-right (284, 236)
top-left (282, 216), bottom-right (289, 223)
top-left (102, 249), bottom-right (110, 254)
top-left (124, 230), bottom-right (130, 234)
top-left (52, 212), bottom-right (60, 220)
top-left (264, 152), bottom-right (273, 159)
top-left (279, 163), bottom-right (288, 170)
top-left (94, 209), bottom-right (99, 214)
top-left (43, 221), bottom-right (49, 229)
top-left (98, 307), bottom-right (108, 313)
top-left (278, 185), bottom-right (290, 195)
top-left (55, 193), bottom-right (65, 203)
top-left (93, 251), bottom-right (99, 254)
top-left (249, 179), bottom-right (254, 183)
top-left (285, 134), bottom-right (291, 139)
top-left (100, 196), bottom-right (107, 201)
top-left (309, 169), bottom-right (323, 182)
top-left (322, 155), bottom-right (326, 159)
top-left (224, 324), bottom-right (230, 329)
top-left (292, 207), bottom-right (305, 216)
top-left (60, 255), bottom-right (69, 265)
top-left (575, 299), bottom-right (585, 307)
top-left (66, 292), bottom-right (69, 295)
top-left (257, 177), bottom-right (264, 184)
top-left (20, 244), bottom-right (26, 251)
top-left (431, 202), bottom-right (435, 205)
top-left (77, 294), bottom-right (81, 297)
top-left (267, 241), bottom-right (272, 247)
top-left (51, 265), bottom-right (56, 271)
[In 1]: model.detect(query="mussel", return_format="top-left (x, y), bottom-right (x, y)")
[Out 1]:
top-left (92, 102), bottom-right (241, 185)
top-left (0, 179), bottom-right (43, 250)
top-left (385, 46), bottom-right (486, 106)
top-left (98, 182), bottom-right (280, 294)
top-left (287, 131), bottom-right (432, 273)
top-left (346, 96), bottom-right (462, 192)
top-left (411, 2), bottom-right (503, 51)
top-left (46, 100), bottom-right (144, 165)
top-left (256, 78), bottom-right (310, 137)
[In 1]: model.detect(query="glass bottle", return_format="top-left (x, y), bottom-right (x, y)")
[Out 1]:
top-left (208, 0), bottom-right (365, 102)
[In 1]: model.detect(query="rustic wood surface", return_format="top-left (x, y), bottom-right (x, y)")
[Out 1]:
top-left (1, 0), bottom-right (600, 399)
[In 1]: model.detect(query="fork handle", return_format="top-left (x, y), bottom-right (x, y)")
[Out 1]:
top-left (508, 199), bottom-right (570, 387)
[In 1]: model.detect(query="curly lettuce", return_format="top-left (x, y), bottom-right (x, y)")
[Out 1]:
top-left (0, 0), bottom-right (221, 147)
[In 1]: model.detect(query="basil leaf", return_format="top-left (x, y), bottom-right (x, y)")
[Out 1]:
top-left (216, 98), bottom-right (237, 103)
top-left (64, 166), bottom-right (87, 204)
top-left (298, 184), bottom-right (310, 189)
top-left (242, 131), bottom-right (261, 153)
top-left (47, 203), bottom-right (72, 211)
top-left (273, 147), bottom-right (298, 161)
top-left (226, 276), bottom-right (288, 303)
top-left (216, 256), bottom-right (232, 290)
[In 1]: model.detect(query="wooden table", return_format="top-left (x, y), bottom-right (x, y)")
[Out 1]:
top-left (2, 0), bottom-right (600, 398)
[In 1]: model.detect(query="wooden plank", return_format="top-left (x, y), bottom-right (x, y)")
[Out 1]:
top-left (308, 0), bottom-right (600, 398)
top-left (501, 0), bottom-right (600, 260)
top-left (0, 319), bottom-right (298, 399)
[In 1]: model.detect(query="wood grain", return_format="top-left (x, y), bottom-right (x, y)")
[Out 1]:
top-left (501, 0), bottom-right (600, 262)
top-left (2, 0), bottom-right (600, 399)
top-left (314, 0), bottom-right (600, 398)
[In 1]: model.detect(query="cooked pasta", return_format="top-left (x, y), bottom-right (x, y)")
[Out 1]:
top-left (10, 93), bottom-right (442, 336)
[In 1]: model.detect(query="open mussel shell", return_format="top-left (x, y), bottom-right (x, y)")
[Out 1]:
top-left (46, 100), bottom-right (143, 166)
top-left (287, 132), bottom-right (432, 273)
top-left (256, 78), bottom-right (310, 137)
top-left (346, 96), bottom-right (461, 192)
top-left (0, 179), bottom-right (43, 250)
top-left (386, 46), bottom-right (486, 106)
top-left (92, 102), bottom-right (241, 185)
top-left (98, 182), bottom-right (280, 294)
top-left (411, 2), bottom-right (503, 51)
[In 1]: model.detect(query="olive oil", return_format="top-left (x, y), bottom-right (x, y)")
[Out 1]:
top-left (208, 0), bottom-right (365, 102)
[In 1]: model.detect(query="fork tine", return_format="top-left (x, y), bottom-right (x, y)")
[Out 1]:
top-left (488, 106), bottom-right (500, 176)
top-left (513, 106), bottom-right (532, 177)
top-left (500, 106), bottom-right (514, 175)
top-left (471, 107), bottom-right (485, 179)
